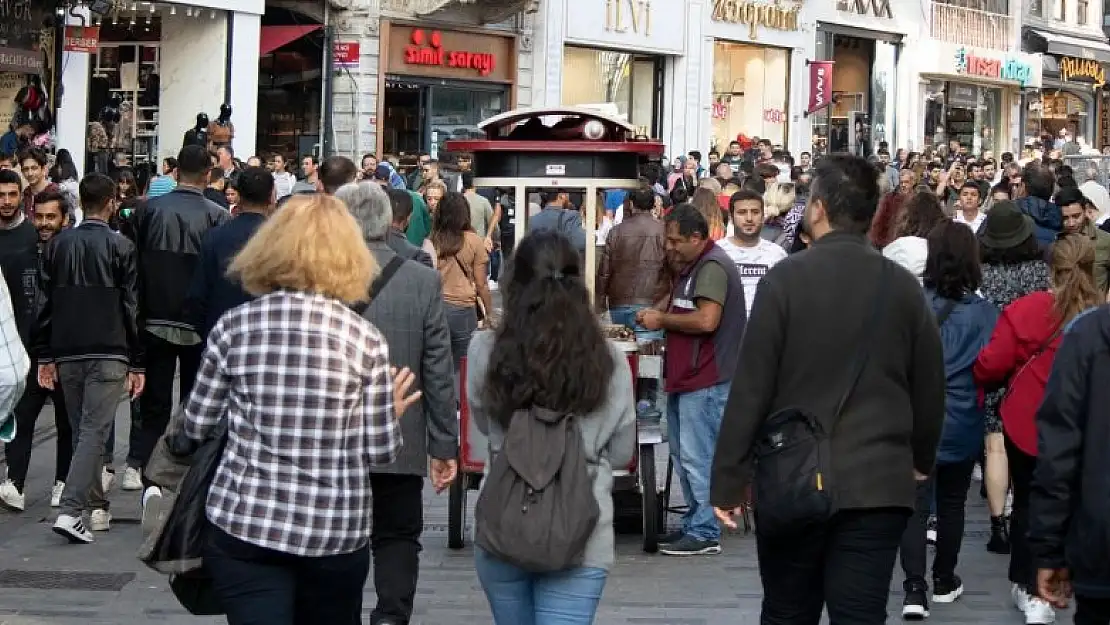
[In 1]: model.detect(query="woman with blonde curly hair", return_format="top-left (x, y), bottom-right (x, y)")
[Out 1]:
top-left (184, 194), bottom-right (421, 625)
top-left (759, 182), bottom-right (799, 247)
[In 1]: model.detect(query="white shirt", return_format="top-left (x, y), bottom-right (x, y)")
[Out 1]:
top-left (716, 237), bottom-right (787, 316)
top-left (953, 208), bottom-right (986, 233)
top-left (272, 171), bottom-right (297, 199)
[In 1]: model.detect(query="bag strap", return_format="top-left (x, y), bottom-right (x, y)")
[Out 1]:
top-left (1006, 325), bottom-right (1064, 394)
top-left (935, 299), bottom-right (959, 327)
top-left (832, 261), bottom-right (891, 425)
top-left (371, 256), bottom-right (406, 300)
top-left (455, 254), bottom-right (476, 285)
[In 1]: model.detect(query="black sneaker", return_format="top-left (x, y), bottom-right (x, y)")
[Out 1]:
top-left (658, 535), bottom-right (721, 556)
top-left (902, 584), bottom-right (930, 620)
top-left (932, 575), bottom-right (964, 604)
top-left (658, 529), bottom-right (684, 544)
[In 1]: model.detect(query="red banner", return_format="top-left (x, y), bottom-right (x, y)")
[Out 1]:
top-left (64, 26), bottom-right (100, 54)
top-left (806, 60), bottom-right (835, 115)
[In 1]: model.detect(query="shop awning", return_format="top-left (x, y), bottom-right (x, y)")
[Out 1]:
top-left (1026, 28), bottom-right (1110, 64)
top-left (260, 25), bottom-right (323, 56)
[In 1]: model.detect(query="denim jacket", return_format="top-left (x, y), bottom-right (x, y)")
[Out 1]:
top-left (928, 289), bottom-right (1000, 464)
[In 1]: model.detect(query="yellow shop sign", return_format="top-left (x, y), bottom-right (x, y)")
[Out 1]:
top-left (1060, 56), bottom-right (1106, 88)
top-left (711, 0), bottom-right (801, 39)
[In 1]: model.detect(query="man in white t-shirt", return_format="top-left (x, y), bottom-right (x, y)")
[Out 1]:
top-left (952, 181), bottom-right (986, 234)
top-left (716, 189), bottom-right (788, 316)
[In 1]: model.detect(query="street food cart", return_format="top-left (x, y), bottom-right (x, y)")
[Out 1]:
top-left (443, 106), bottom-right (668, 553)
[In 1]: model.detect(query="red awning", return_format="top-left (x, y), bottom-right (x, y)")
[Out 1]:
top-left (260, 25), bottom-right (322, 56)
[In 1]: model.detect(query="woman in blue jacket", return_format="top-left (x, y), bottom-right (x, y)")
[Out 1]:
top-left (899, 220), bottom-right (1000, 619)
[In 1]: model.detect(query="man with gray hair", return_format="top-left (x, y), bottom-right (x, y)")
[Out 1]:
top-left (334, 181), bottom-right (457, 625)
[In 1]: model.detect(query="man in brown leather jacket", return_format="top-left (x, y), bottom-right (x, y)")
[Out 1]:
top-left (597, 186), bottom-right (668, 340)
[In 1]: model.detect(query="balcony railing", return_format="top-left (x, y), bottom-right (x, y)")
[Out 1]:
top-left (931, 1), bottom-right (1014, 51)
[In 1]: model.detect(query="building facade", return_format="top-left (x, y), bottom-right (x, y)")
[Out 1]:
top-left (57, 0), bottom-right (263, 175)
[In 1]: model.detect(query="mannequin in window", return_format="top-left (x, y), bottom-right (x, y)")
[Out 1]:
top-left (87, 105), bottom-right (120, 175)
top-left (183, 112), bottom-right (209, 150)
top-left (207, 103), bottom-right (234, 152)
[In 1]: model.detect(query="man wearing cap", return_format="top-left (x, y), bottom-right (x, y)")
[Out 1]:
top-left (373, 163), bottom-right (432, 248)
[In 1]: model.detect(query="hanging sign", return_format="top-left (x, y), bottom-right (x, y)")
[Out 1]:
top-left (64, 26), bottom-right (101, 54)
top-left (1059, 56), bottom-right (1106, 89)
top-left (806, 60), bottom-right (835, 115)
top-left (333, 41), bottom-right (360, 68)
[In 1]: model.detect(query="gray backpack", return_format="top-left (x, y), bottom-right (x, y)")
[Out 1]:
top-left (474, 406), bottom-right (600, 572)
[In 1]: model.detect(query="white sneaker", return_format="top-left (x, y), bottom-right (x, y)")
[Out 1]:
top-left (972, 463), bottom-right (983, 481)
top-left (101, 468), bottom-right (115, 493)
top-left (52, 514), bottom-right (94, 543)
top-left (89, 509), bottom-right (111, 532)
top-left (1024, 596), bottom-right (1056, 624)
top-left (1012, 583), bottom-right (1031, 612)
top-left (489, 279), bottom-right (499, 291)
top-left (50, 481), bottom-right (64, 507)
top-left (141, 486), bottom-right (163, 536)
top-left (0, 479), bottom-right (24, 511)
top-left (121, 466), bottom-right (143, 491)
top-left (1005, 490), bottom-right (1014, 517)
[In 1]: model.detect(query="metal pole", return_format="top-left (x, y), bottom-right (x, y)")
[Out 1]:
top-left (585, 185), bottom-right (597, 301)
top-left (321, 24), bottom-right (335, 157)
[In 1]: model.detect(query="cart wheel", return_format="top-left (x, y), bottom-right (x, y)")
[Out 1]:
top-left (639, 443), bottom-right (659, 554)
top-left (448, 472), bottom-right (467, 550)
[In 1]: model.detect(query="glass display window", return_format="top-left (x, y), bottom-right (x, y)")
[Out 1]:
top-left (561, 46), bottom-right (662, 136)
top-left (922, 81), bottom-right (1002, 154)
top-left (711, 41), bottom-right (790, 151)
top-left (1026, 91), bottom-right (1091, 146)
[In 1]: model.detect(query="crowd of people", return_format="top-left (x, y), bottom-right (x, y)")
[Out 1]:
top-left (2, 127), bottom-right (1110, 625)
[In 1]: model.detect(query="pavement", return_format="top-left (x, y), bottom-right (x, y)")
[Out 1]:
top-left (0, 400), bottom-right (1074, 625)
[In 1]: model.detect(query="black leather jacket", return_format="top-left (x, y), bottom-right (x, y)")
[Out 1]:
top-left (33, 218), bottom-right (144, 370)
top-left (131, 186), bottom-right (229, 331)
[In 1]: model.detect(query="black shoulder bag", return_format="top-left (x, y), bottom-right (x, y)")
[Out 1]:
top-left (750, 262), bottom-right (890, 538)
top-left (352, 256), bottom-right (406, 315)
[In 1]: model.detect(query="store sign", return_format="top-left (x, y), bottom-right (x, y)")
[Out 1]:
top-left (711, 0), bottom-right (801, 39)
top-left (333, 41), bottom-right (360, 68)
top-left (404, 29), bottom-right (495, 76)
top-left (389, 26), bottom-right (513, 82)
top-left (0, 0), bottom-right (41, 74)
top-left (1060, 56), bottom-right (1106, 89)
top-left (566, 0), bottom-right (684, 54)
top-left (604, 0), bottom-right (651, 36)
top-left (807, 60), bottom-right (835, 114)
top-left (64, 26), bottom-right (100, 54)
top-left (954, 47), bottom-right (1032, 86)
top-left (763, 108), bottom-right (786, 123)
top-left (836, 0), bottom-right (892, 17)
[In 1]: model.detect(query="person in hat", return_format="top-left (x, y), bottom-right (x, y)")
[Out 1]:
top-left (975, 199), bottom-right (1051, 560)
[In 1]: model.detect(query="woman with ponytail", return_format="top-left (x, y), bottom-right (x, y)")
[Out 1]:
top-left (975, 234), bottom-right (1103, 624)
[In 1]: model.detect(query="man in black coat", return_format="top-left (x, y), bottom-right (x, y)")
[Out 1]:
top-left (1029, 304), bottom-right (1110, 623)
top-left (710, 154), bottom-right (945, 624)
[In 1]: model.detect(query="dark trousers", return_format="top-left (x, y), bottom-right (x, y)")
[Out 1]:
top-left (4, 363), bottom-right (72, 491)
top-left (900, 459), bottom-right (975, 586)
top-left (1077, 596), bottom-right (1110, 625)
top-left (756, 508), bottom-right (910, 624)
top-left (1006, 434), bottom-right (1036, 590)
top-left (129, 334), bottom-right (202, 471)
top-left (370, 473), bottom-right (424, 625)
top-left (205, 527), bottom-right (370, 625)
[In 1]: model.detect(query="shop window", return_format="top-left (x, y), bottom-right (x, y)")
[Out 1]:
top-left (1055, 0), bottom-right (1066, 21)
top-left (561, 46), bottom-right (660, 135)
top-left (811, 33), bottom-right (898, 157)
top-left (1078, 0), bottom-right (1089, 24)
top-left (923, 80), bottom-right (1002, 153)
top-left (89, 21), bottom-right (163, 170)
top-left (711, 41), bottom-right (790, 152)
top-left (1027, 91), bottom-right (1091, 146)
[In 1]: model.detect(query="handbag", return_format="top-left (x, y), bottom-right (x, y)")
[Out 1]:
top-left (454, 255), bottom-right (488, 321)
top-left (750, 262), bottom-right (889, 538)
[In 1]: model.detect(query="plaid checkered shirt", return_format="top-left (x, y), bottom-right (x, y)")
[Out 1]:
top-left (183, 290), bottom-right (402, 557)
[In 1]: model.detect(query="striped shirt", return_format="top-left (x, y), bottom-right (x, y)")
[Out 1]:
top-left (147, 175), bottom-right (177, 198)
top-left (183, 290), bottom-right (402, 556)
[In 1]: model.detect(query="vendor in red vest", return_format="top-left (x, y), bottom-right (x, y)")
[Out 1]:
top-left (637, 203), bottom-right (746, 557)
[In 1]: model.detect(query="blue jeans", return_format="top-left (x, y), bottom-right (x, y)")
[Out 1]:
top-left (667, 381), bottom-right (730, 542)
top-left (609, 305), bottom-right (664, 341)
top-left (475, 548), bottom-right (608, 625)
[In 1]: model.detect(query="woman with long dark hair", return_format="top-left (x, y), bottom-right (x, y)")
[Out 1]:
top-left (898, 221), bottom-right (999, 617)
top-left (466, 230), bottom-right (635, 624)
top-left (432, 191), bottom-right (493, 369)
top-left (975, 234), bottom-right (1103, 625)
top-left (975, 200), bottom-right (1051, 556)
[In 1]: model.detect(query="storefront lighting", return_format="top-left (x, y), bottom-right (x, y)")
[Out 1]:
top-left (129, 16), bottom-right (136, 26)
top-left (131, 2), bottom-right (138, 10)
top-left (170, 6), bottom-right (176, 15)
top-left (149, 3), bottom-right (156, 12)
top-left (211, 10), bottom-right (216, 18)
top-left (185, 7), bottom-right (192, 16)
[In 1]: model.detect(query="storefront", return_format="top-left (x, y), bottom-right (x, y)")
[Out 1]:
top-left (913, 41), bottom-right (1042, 155)
top-left (1021, 29), bottom-right (1110, 148)
top-left (377, 23), bottom-right (516, 159)
top-left (531, 0), bottom-right (688, 143)
top-left (705, 0), bottom-right (811, 154)
top-left (57, 0), bottom-right (263, 175)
